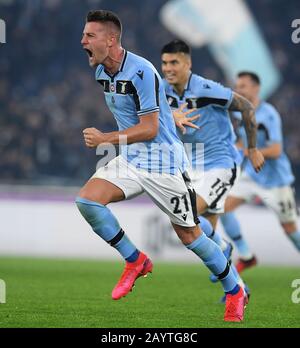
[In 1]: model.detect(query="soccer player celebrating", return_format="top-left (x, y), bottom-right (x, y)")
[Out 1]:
top-left (77, 10), bottom-right (245, 322)
top-left (160, 40), bottom-right (264, 296)
top-left (221, 72), bottom-right (300, 273)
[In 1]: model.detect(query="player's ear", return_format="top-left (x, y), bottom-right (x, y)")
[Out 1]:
top-left (253, 82), bottom-right (260, 95)
top-left (187, 56), bottom-right (192, 69)
top-left (107, 36), bottom-right (114, 47)
top-left (108, 33), bottom-right (119, 47)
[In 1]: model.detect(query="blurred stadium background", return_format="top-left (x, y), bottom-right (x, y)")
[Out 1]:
top-left (1, 0), bottom-right (300, 263)
top-left (1, 0), bottom-right (300, 329)
top-left (1, 0), bottom-right (300, 185)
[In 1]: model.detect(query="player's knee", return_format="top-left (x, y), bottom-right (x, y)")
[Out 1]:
top-left (173, 224), bottom-right (202, 245)
top-left (77, 187), bottom-right (109, 205)
top-left (282, 222), bottom-right (297, 235)
top-left (196, 195), bottom-right (208, 215)
top-left (224, 197), bottom-right (242, 212)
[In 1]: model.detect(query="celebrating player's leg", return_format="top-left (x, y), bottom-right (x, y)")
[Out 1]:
top-left (77, 11), bottom-right (245, 322)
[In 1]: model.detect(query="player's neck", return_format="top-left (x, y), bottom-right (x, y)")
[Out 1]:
top-left (103, 46), bottom-right (125, 75)
top-left (251, 96), bottom-right (260, 109)
top-left (173, 84), bottom-right (185, 96)
top-left (173, 74), bottom-right (190, 96)
top-left (173, 81), bottom-right (188, 96)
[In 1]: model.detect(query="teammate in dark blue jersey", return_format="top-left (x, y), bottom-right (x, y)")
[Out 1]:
top-left (76, 10), bottom-right (245, 321)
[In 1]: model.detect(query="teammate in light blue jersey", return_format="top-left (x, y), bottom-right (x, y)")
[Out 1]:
top-left (221, 72), bottom-right (300, 273)
top-left (161, 40), bottom-right (264, 301)
top-left (163, 70), bottom-right (241, 171)
top-left (161, 40), bottom-right (264, 230)
top-left (75, 11), bottom-right (244, 322)
top-left (236, 102), bottom-right (294, 188)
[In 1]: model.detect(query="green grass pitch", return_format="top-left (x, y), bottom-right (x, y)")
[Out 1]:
top-left (0, 257), bottom-right (299, 328)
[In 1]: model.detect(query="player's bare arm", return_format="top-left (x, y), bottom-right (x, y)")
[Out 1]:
top-left (172, 103), bottom-right (200, 134)
top-left (229, 92), bottom-right (265, 172)
top-left (83, 111), bottom-right (159, 147)
top-left (237, 138), bottom-right (281, 159)
top-left (229, 92), bottom-right (257, 148)
top-left (244, 143), bottom-right (281, 159)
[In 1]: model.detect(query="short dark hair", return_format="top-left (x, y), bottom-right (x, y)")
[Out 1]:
top-left (86, 10), bottom-right (122, 41)
top-left (161, 39), bottom-right (191, 55)
top-left (237, 71), bottom-right (260, 85)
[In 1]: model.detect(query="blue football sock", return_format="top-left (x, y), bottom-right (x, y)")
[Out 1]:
top-left (288, 230), bottom-right (300, 251)
top-left (186, 233), bottom-right (238, 293)
top-left (125, 249), bottom-right (140, 262)
top-left (198, 216), bottom-right (226, 249)
top-left (76, 197), bottom-right (139, 261)
top-left (226, 284), bottom-right (240, 295)
top-left (220, 212), bottom-right (253, 260)
top-left (230, 262), bottom-right (244, 287)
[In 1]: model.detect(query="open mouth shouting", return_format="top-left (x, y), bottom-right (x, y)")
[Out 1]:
top-left (84, 47), bottom-right (97, 66)
top-left (85, 48), bottom-right (93, 58)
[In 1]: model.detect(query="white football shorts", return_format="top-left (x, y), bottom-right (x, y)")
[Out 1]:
top-left (229, 172), bottom-right (298, 224)
top-left (189, 164), bottom-right (240, 214)
top-left (91, 156), bottom-right (198, 227)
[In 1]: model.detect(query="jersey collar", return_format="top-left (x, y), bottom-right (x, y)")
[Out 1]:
top-left (185, 71), bottom-right (193, 91)
top-left (104, 49), bottom-right (128, 80)
top-left (119, 49), bottom-right (127, 72)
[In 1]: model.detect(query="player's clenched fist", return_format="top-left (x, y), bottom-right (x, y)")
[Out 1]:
top-left (83, 127), bottom-right (106, 147)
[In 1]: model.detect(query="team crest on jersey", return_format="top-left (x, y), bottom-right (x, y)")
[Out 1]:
top-left (165, 95), bottom-right (178, 108)
top-left (116, 80), bottom-right (133, 95)
top-left (110, 84), bottom-right (115, 93)
top-left (187, 98), bottom-right (198, 109)
top-left (118, 81), bottom-right (128, 94)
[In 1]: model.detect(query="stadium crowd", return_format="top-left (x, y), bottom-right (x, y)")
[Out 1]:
top-left (1, 0), bottom-right (300, 195)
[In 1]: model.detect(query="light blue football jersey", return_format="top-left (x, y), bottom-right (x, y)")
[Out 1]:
top-left (95, 51), bottom-right (188, 174)
top-left (163, 73), bottom-right (241, 171)
top-left (235, 101), bottom-right (294, 188)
